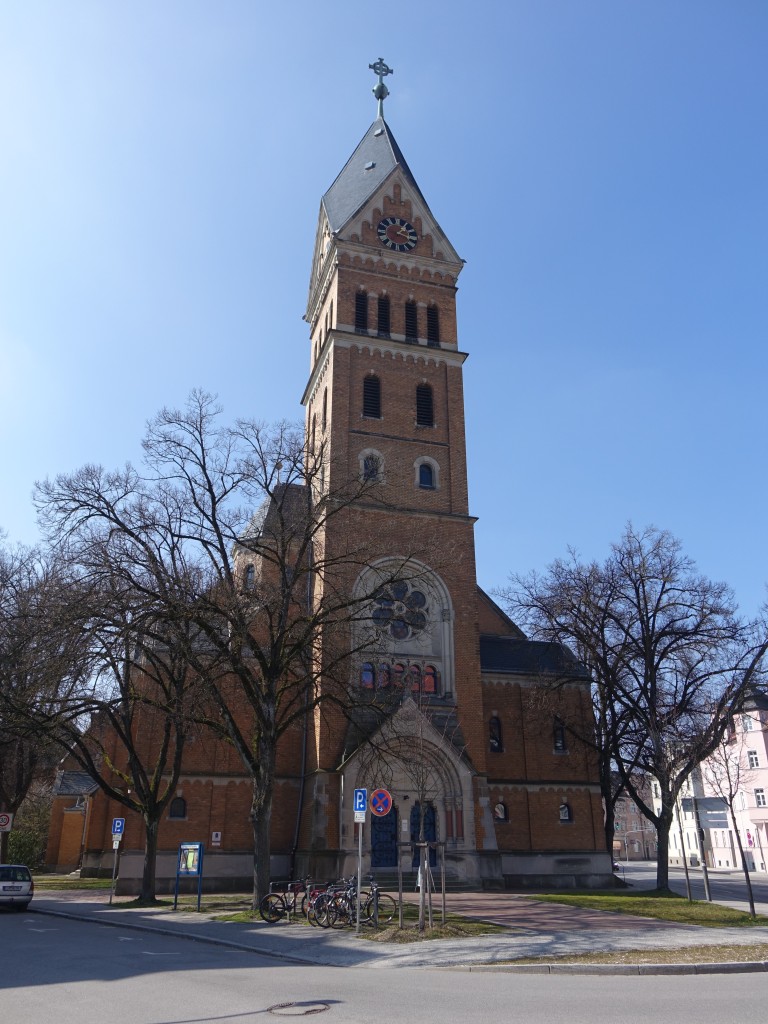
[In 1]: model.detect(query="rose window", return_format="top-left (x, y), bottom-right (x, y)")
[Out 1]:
top-left (372, 581), bottom-right (428, 640)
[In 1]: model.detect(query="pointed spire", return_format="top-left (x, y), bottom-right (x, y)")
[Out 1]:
top-left (369, 58), bottom-right (394, 118)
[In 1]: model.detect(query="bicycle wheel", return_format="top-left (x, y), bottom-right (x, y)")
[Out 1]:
top-left (328, 894), bottom-right (353, 928)
top-left (364, 892), bottom-right (397, 925)
top-left (311, 892), bottom-right (334, 928)
top-left (259, 893), bottom-right (286, 924)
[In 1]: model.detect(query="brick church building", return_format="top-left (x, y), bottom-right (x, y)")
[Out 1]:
top-left (47, 63), bottom-right (612, 891)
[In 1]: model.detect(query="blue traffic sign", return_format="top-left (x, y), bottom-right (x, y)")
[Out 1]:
top-left (370, 789), bottom-right (392, 817)
top-left (112, 817), bottom-right (125, 835)
top-left (353, 788), bottom-right (367, 813)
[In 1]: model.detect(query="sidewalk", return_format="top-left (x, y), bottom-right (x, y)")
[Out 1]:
top-left (31, 889), bottom-right (768, 974)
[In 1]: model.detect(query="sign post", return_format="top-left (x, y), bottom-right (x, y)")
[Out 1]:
top-left (353, 789), bottom-right (367, 935)
top-left (108, 818), bottom-right (126, 905)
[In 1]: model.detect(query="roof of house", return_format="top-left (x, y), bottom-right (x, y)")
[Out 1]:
top-left (238, 482), bottom-right (309, 547)
top-left (479, 635), bottom-right (590, 680)
top-left (54, 771), bottom-right (100, 797)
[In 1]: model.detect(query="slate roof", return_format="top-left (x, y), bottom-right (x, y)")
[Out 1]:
top-left (322, 117), bottom-right (430, 233)
top-left (54, 771), bottom-right (100, 797)
top-left (479, 635), bottom-right (590, 681)
top-left (239, 483), bottom-right (309, 546)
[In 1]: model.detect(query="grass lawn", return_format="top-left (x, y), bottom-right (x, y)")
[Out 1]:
top-left (530, 889), bottom-right (768, 928)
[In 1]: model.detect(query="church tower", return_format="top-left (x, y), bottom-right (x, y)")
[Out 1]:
top-left (300, 60), bottom-right (497, 883)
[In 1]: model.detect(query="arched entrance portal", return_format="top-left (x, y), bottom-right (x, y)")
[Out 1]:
top-left (371, 805), bottom-right (399, 868)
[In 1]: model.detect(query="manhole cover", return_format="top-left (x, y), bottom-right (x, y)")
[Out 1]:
top-left (267, 1002), bottom-right (330, 1017)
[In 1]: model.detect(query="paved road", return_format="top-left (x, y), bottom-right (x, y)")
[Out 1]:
top-left (24, 888), bottom-right (768, 970)
top-left (3, 909), bottom-right (768, 1024)
top-left (617, 860), bottom-right (768, 914)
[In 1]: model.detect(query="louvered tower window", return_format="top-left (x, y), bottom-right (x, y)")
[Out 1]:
top-left (427, 305), bottom-right (440, 347)
top-left (377, 295), bottom-right (390, 337)
top-left (363, 376), bottom-right (381, 419)
top-left (355, 291), bottom-right (368, 333)
top-left (404, 300), bottom-right (418, 342)
top-left (416, 384), bottom-right (434, 427)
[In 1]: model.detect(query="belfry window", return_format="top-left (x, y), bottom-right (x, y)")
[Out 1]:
top-left (363, 376), bottom-right (381, 418)
top-left (416, 384), bottom-right (434, 427)
top-left (355, 291), bottom-right (368, 333)
top-left (377, 295), bottom-right (391, 337)
top-left (427, 305), bottom-right (440, 347)
top-left (322, 388), bottom-right (327, 431)
top-left (404, 300), bottom-right (418, 342)
top-left (244, 564), bottom-right (256, 590)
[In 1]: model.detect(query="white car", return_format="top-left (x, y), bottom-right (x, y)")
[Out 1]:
top-left (0, 865), bottom-right (34, 910)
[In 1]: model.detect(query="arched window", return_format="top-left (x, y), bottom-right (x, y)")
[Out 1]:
top-left (377, 295), bottom-right (391, 337)
top-left (489, 716), bottom-right (503, 753)
top-left (418, 463), bottom-right (434, 489)
top-left (423, 665), bottom-right (439, 694)
top-left (169, 796), bottom-right (187, 820)
top-left (427, 305), bottom-right (440, 346)
top-left (363, 453), bottom-right (381, 482)
top-left (377, 663), bottom-right (391, 689)
top-left (392, 663), bottom-right (405, 689)
top-left (553, 720), bottom-right (567, 752)
top-left (416, 384), bottom-right (434, 427)
top-left (311, 413), bottom-right (316, 452)
top-left (329, 300), bottom-right (333, 329)
top-left (493, 800), bottom-right (508, 823)
top-left (322, 388), bottom-right (327, 431)
top-left (559, 801), bottom-right (573, 824)
top-left (244, 564), bottom-right (255, 590)
top-left (360, 662), bottom-right (375, 688)
top-left (408, 664), bottom-right (422, 693)
top-left (355, 291), bottom-right (368, 333)
top-left (404, 300), bottom-right (418, 342)
top-left (363, 376), bottom-right (381, 418)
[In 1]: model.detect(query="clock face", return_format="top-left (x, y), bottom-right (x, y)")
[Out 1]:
top-left (377, 217), bottom-right (418, 252)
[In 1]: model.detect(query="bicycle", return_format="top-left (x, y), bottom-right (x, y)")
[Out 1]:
top-left (258, 878), bottom-right (309, 923)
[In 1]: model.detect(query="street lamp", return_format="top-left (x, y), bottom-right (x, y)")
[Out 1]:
top-left (622, 828), bottom-right (656, 862)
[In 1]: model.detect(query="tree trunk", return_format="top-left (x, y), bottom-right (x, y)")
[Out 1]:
top-left (603, 799), bottom-right (616, 860)
top-left (140, 815), bottom-right (159, 903)
top-left (251, 774), bottom-right (274, 909)
top-left (655, 809), bottom-right (672, 891)
top-left (730, 808), bottom-right (756, 917)
top-left (0, 829), bottom-right (8, 864)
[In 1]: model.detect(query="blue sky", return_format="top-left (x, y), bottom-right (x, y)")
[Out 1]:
top-left (2, 2), bottom-right (766, 616)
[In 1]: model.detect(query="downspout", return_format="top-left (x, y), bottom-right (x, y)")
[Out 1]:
top-left (289, 521), bottom-right (313, 879)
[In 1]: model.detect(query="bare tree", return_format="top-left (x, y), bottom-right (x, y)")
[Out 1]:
top-left (0, 545), bottom-right (86, 864)
top-left (700, 725), bottom-right (759, 916)
top-left (503, 524), bottom-right (768, 892)
top-left (36, 391), bottom-right (418, 905)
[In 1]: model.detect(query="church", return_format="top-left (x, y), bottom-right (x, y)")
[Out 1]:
top-left (47, 61), bottom-right (612, 891)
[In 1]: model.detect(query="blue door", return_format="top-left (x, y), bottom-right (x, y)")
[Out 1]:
top-left (371, 806), bottom-right (398, 868)
top-left (410, 802), bottom-right (437, 867)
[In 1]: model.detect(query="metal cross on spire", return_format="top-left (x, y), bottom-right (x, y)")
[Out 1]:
top-left (369, 58), bottom-right (393, 118)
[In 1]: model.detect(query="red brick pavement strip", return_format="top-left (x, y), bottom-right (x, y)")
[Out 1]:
top-left (400, 890), bottom-right (689, 932)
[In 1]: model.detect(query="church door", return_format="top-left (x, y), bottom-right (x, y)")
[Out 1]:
top-left (371, 806), bottom-right (398, 868)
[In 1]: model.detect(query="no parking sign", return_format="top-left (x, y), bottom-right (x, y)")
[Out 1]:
top-left (370, 789), bottom-right (392, 817)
